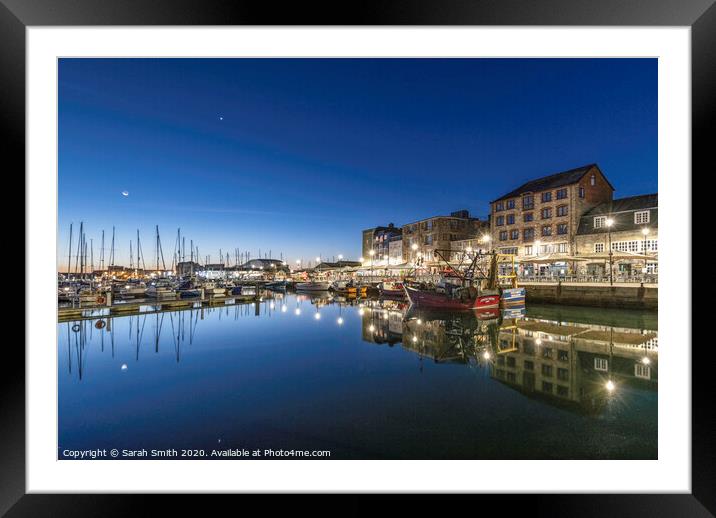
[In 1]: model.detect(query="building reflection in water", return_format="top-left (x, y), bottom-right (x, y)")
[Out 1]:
top-left (62, 292), bottom-right (657, 418)
top-left (359, 299), bottom-right (657, 416)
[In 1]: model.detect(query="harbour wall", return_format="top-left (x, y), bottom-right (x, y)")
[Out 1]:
top-left (521, 283), bottom-right (657, 311)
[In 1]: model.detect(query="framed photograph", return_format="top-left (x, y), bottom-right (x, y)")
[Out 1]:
top-left (5, 0), bottom-right (710, 513)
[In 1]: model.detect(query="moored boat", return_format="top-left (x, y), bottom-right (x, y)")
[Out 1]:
top-left (295, 281), bottom-right (331, 291)
top-left (404, 285), bottom-right (500, 310)
top-left (378, 281), bottom-right (405, 299)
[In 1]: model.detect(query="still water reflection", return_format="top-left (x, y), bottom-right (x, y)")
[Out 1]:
top-left (58, 293), bottom-right (657, 459)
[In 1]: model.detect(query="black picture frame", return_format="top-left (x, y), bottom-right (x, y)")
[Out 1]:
top-left (3, 0), bottom-right (709, 514)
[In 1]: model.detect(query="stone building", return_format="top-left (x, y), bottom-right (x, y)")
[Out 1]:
top-left (575, 193), bottom-right (658, 277)
top-left (388, 236), bottom-right (404, 265)
top-left (489, 164), bottom-right (614, 273)
top-left (401, 210), bottom-right (486, 265)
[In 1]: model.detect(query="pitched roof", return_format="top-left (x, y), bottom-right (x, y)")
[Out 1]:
top-left (581, 193), bottom-right (658, 216)
top-left (491, 164), bottom-right (613, 203)
top-left (577, 193), bottom-right (658, 235)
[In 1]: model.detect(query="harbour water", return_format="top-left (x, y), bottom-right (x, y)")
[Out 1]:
top-left (58, 293), bottom-right (657, 459)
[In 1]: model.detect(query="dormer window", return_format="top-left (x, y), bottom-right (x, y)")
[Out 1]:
top-left (590, 174), bottom-right (596, 186)
top-left (634, 210), bottom-right (650, 224)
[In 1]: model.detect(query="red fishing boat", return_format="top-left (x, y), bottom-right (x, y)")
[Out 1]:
top-left (403, 285), bottom-right (500, 310)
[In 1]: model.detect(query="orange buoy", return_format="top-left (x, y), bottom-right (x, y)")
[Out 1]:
top-left (95, 320), bottom-right (106, 329)
top-left (96, 295), bottom-right (106, 304)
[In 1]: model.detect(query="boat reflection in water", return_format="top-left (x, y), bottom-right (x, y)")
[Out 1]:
top-left (59, 292), bottom-right (657, 459)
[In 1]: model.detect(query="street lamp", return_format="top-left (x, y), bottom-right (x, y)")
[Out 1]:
top-left (641, 227), bottom-right (650, 282)
top-left (480, 234), bottom-right (492, 253)
top-left (606, 218), bottom-right (614, 285)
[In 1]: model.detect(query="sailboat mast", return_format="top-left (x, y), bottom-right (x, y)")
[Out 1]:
top-left (100, 229), bottom-right (105, 271)
top-left (67, 223), bottom-right (73, 277)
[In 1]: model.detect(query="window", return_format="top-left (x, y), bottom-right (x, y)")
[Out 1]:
top-left (594, 357), bottom-right (608, 371)
top-left (541, 192), bottom-right (552, 202)
top-left (557, 368), bottom-right (569, 381)
top-left (496, 215), bottom-right (504, 226)
top-left (523, 195), bottom-right (534, 209)
top-left (541, 207), bottom-right (552, 219)
top-left (594, 243), bottom-right (605, 253)
top-left (499, 231), bottom-right (508, 241)
top-left (557, 223), bottom-right (568, 235)
top-left (590, 174), bottom-right (596, 186)
top-left (424, 235), bottom-right (433, 245)
top-left (635, 363), bottom-right (651, 379)
top-left (510, 230), bottom-right (519, 240)
top-left (557, 243), bottom-right (568, 253)
top-left (524, 245), bottom-right (533, 256)
top-left (594, 216), bottom-right (606, 229)
top-left (506, 199), bottom-right (515, 210)
top-left (542, 347), bottom-right (553, 359)
top-left (557, 205), bottom-right (568, 217)
top-left (541, 225), bottom-right (552, 236)
top-left (523, 228), bottom-right (535, 241)
top-left (506, 214), bottom-right (515, 225)
top-left (634, 210), bottom-right (650, 224)
top-left (542, 382), bottom-right (553, 393)
top-left (579, 187), bottom-right (585, 198)
top-left (523, 212), bottom-right (534, 223)
top-left (556, 188), bottom-right (568, 199)
top-left (506, 356), bottom-right (516, 367)
top-left (542, 364), bottom-right (553, 377)
top-left (495, 201), bottom-right (504, 212)
top-left (524, 360), bottom-right (534, 370)
top-left (558, 350), bottom-right (569, 361)
top-left (500, 247), bottom-right (518, 255)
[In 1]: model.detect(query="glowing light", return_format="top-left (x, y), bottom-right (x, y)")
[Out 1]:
top-left (466, 246), bottom-right (473, 253)
top-left (482, 351), bottom-right (491, 360)
top-left (294, 308), bottom-right (301, 315)
top-left (337, 317), bottom-right (344, 325)
top-left (642, 227), bottom-right (650, 236)
top-left (369, 324), bottom-right (375, 332)
top-left (605, 218), bottom-right (614, 227)
top-left (416, 319), bottom-right (422, 325)
top-left (358, 308), bottom-right (365, 316)
top-left (269, 303), bottom-right (275, 309)
top-left (121, 364), bottom-right (128, 371)
top-left (369, 250), bottom-right (375, 256)
top-left (314, 313), bottom-right (321, 320)
top-left (642, 357), bottom-right (651, 365)
top-left (411, 243), bottom-right (419, 251)
top-left (412, 336), bottom-right (418, 343)
top-left (535, 338), bottom-right (542, 346)
top-left (281, 305), bottom-right (287, 313)
top-left (605, 380), bottom-right (615, 392)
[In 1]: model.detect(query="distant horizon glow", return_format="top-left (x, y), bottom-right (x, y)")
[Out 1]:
top-left (58, 58), bottom-right (657, 271)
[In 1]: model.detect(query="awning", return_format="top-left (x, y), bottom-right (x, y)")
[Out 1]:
top-left (577, 252), bottom-right (657, 261)
top-left (518, 254), bottom-right (590, 263)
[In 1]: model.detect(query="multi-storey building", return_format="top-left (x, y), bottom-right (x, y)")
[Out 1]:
top-left (575, 193), bottom-right (658, 277)
top-left (401, 210), bottom-right (486, 265)
top-left (489, 164), bottom-right (614, 272)
top-left (361, 224), bottom-right (402, 261)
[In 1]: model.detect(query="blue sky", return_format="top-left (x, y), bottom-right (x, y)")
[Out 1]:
top-left (58, 58), bottom-right (657, 269)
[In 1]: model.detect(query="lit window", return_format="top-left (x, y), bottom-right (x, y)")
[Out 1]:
top-left (635, 363), bottom-right (651, 379)
top-left (590, 174), bottom-right (596, 186)
top-left (594, 357), bottom-right (608, 371)
top-left (594, 216), bottom-right (606, 229)
top-left (634, 211), bottom-right (650, 224)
